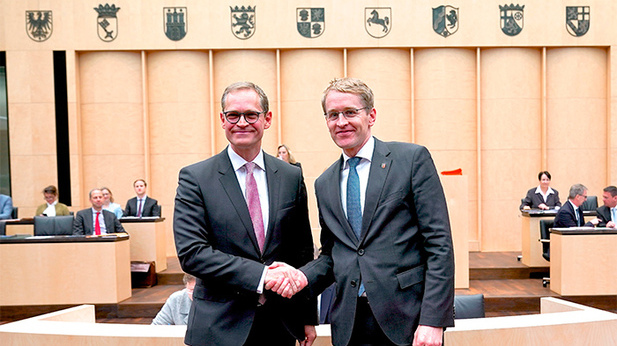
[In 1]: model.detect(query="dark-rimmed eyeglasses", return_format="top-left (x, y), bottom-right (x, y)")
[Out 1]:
top-left (223, 111), bottom-right (266, 124)
top-left (324, 107), bottom-right (368, 122)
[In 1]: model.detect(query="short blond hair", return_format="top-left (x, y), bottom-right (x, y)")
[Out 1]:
top-left (321, 78), bottom-right (374, 112)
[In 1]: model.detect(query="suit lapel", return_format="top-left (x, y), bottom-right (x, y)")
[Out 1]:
top-left (217, 150), bottom-right (262, 254)
top-left (263, 154), bottom-right (279, 253)
top-left (361, 139), bottom-right (392, 241)
top-left (85, 210), bottom-right (93, 234)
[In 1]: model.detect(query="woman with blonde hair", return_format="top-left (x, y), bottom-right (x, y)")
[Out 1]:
top-left (277, 144), bottom-right (302, 169)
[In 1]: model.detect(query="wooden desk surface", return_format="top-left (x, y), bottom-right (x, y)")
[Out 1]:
top-left (0, 235), bottom-right (131, 305)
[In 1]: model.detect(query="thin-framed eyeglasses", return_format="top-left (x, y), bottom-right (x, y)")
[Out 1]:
top-left (324, 107), bottom-right (368, 122)
top-left (223, 110), bottom-right (266, 124)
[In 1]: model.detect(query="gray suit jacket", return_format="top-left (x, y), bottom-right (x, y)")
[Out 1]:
top-left (173, 148), bottom-right (317, 346)
top-left (301, 138), bottom-right (455, 345)
top-left (72, 208), bottom-right (126, 235)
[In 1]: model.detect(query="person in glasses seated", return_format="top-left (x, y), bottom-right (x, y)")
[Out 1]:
top-left (35, 185), bottom-right (70, 216)
top-left (520, 171), bottom-right (561, 210)
top-left (554, 184), bottom-right (588, 228)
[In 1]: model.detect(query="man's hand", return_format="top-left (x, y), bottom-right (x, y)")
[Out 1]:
top-left (264, 262), bottom-right (308, 298)
top-left (412, 325), bottom-right (443, 346)
top-left (299, 325), bottom-right (317, 346)
top-left (590, 218), bottom-right (601, 226)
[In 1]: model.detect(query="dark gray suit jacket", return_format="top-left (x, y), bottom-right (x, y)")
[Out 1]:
top-left (173, 148), bottom-right (317, 346)
top-left (520, 187), bottom-right (561, 210)
top-left (72, 209), bottom-right (126, 235)
top-left (595, 205), bottom-right (613, 227)
top-left (301, 138), bottom-right (455, 345)
top-left (553, 200), bottom-right (584, 228)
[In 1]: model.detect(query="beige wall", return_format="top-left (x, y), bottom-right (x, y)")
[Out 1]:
top-left (3, 0), bottom-right (617, 252)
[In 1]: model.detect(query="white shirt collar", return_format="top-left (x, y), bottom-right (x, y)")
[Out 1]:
top-left (342, 136), bottom-right (375, 166)
top-left (534, 186), bottom-right (555, 195)
top-left (227, 146), bottom-right (265, 172)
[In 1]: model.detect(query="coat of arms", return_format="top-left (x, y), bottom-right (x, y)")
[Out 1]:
top-left (164, 7), bottom-right (187, 41)
top-left (26, 10), bottom-right (53, 42)
top-left (566, 6), bottom-right (590, 37)
top-left (433, 5), bottom-right (458, 37)
top-left (297, 8), bottom-right (325, 38)
top-left (94, 3), bottom-right (120, 42)
top-left (230, 6), bottom-right (255, 39)
top-left (365, 7), bottom-right (391, 38)
top-left (499, 4), bottom-right (524, 36)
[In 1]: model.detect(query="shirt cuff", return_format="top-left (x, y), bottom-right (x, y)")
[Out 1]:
top-left (256, 266), bottom-right (268, 294)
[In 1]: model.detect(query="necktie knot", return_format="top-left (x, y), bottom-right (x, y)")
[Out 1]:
top-left (245, 162), bottom-right (255, 174)
top-left (348, 157), bottom-right (361, 169)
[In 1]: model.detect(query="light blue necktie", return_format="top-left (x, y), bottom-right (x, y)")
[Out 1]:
top-left (346, 157), bottom-right (365, 296)
top-left (612, 208), bottom-right (616, 223)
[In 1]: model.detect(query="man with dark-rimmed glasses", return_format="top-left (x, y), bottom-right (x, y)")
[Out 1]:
top-left (173, 81), bottom-right (317, 346)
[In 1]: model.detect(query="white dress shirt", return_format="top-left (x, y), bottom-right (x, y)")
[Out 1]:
top-left (534, 185), bottom-right (556, 203)
top-left (91, 208), bottom-right (108, 234)
top-left (43, 201), bottom-right (57, 216)
top-left (340, 136), bottom-right (375, 217)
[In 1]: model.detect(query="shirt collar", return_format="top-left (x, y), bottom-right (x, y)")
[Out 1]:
top-left (227, 146), bottom-right (265, 172)
top-left (47, 201), bottom-right (57, 207)
top-left (534, 186), bottom-right (554, 195)
top-left (342, 136), bottom-right (375, 166)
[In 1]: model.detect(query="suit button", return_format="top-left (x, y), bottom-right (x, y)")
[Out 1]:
top-left (358, 249), bottom-right (365, 256)
top-left (350, 280), bottom-right (357, 287)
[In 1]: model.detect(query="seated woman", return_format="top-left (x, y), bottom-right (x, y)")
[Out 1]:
top-left (520, 171), bottom-right (561, 210)
top-left (101, 187), bottom-right (123, 219)
top-left (35, 185), bottom-right (70, 216)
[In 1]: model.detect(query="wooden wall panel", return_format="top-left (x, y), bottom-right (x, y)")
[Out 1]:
top-left (414, 48), bottom-right (478, 245)
top-left (147, 51), bottom-right (211, 255)
top-left (6, 51), bottom-right (57, 217)
top-left (78, 52), bottom-right (144, 204)
top-left (280, 49), bottom-right (344, 244)
top-left (546, 48), bottom-right (607, 198)
top-left (481, 48), bottom-right (542, 251)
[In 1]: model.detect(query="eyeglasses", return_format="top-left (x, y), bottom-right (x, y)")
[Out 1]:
top-left (579, 194), bottom-right (588, 199)
top-left (324, 107), bottom-right (368, 122)
top-left (223, 110), bottom-right (266, 124)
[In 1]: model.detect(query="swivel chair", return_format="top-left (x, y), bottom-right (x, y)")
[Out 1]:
top-left (453, 294), bottom-right (485, 319)
top-left (581, 195), bottom-right (598, 212)
top-left (33, 215), bottom-right (74, 236)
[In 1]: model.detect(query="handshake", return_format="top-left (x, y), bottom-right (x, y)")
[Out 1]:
top-left (264, 262), bottom-right (308, 298)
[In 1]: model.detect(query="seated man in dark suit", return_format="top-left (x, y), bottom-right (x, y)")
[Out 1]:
top-left (124, 179), bottom-right (160, 217)
top-left (0, 194), bottom-right (13, 220)
top-left (73, 188), bottom-right (125, 235)
top-left (554, 184), bottom-right (588, 228)
top-left (586, 186), bottom-right (617, 228)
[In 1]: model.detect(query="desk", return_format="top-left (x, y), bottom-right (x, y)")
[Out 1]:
top-left (0, 235), bottom-right (131, 305)
top-left (520, 210), bottom-right (596, 267)
top-left (121, 217), bottom-right (167, 272)
top-left (4, 218), bottom-right (34, 235)
top-left (550, 227), bottom-right (617, 295)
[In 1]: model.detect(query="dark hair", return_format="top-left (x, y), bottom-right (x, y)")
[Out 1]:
top-left (43, 185), bottom-right (58, 196)
top-left (604, 186), bottom-right (617, 197)
top-left (538, 171), bottom-right (551, 181)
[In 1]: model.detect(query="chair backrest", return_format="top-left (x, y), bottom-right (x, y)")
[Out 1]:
top-left (581, 195), bottom-right (598, 211)
top-left (454, 294), bottom-right (485, 319)
top-left (34, 215), bottom-right (74, 236)
top-left (539, 219), bottom-right (553, 261)
top-left (11, 206), bottom-right (18, 219)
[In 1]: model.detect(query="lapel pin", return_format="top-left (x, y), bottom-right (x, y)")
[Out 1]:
top-left (381, 163), bottom-right (386, 169)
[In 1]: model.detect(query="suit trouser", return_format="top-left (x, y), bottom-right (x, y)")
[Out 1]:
top-left (349, 297), bottom-right (397, 346)
top-left (244, 301), bottom-right (296, 346)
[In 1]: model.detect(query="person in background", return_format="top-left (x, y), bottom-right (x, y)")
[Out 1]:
top-left (151, 274), bottom-right (196, 325)
top-left (585, 186), bottom-right (617, 228)
top-left (73, 188), bottom-right (125, 235)
top-left (554, 184), bottom-right (587, 228)
top-left (35, 185), bottom-right (70, 216)
top-left (124, 179), bottom-right (160, 217)
top-left (0, 194), bottom-right (13, 219)
top-left (101, 187), bottom-right (123, 219)
top-left (277, 144), bottom-right (302, 170)
top-left (520, 171), bottom-right (561, 210)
